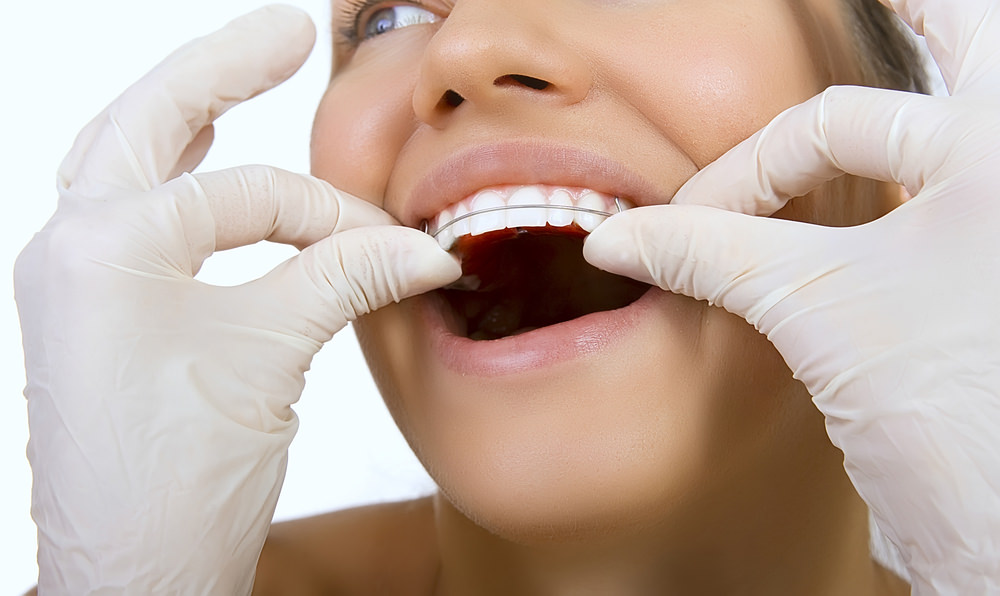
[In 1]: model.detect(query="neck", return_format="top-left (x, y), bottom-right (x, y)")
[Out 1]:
top-left (430, 445), bottom-right (908, 596)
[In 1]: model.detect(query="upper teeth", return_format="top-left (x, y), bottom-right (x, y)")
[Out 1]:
top-left (426, 185), bottom-right (633, 251)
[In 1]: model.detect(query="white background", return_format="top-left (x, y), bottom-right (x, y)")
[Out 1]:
top-left (0, 1), bottom-right (436, 592)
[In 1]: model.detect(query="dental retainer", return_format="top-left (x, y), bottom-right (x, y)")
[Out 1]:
top-left (421, 187), bottom-right (633, 252)
top-left (420, 187), bottom-right (633, 290)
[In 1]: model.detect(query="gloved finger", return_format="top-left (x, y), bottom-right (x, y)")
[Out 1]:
top-left (670, 87), bottom-right (953, 215)
top-left (880, 0), bottom-right (1000, 95)
top-left (59, 5), bottom-right (315, 197)
top-left (583, 204), bottom-right (840, 331)
top-left (193, 165), bottom-right (397, 253)
top-left (168, 125), bottom-right (215, 180)
top-left (239, 225), bottom-right (462, 344)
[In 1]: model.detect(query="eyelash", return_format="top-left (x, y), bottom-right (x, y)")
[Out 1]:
top-left (336, 0), bottom-right (432, 49)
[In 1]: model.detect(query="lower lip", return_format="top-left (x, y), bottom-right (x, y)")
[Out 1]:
top-left (421, 287), bottom-right (665, 377)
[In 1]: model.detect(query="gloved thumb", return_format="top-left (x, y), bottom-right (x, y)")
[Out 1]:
top-left (239, 225), bottom-right (461, 344)
top-left (583, 204), bottom-right (842, 333)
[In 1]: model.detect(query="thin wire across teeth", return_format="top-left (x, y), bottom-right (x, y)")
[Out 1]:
top-left (422, 198), bottom-right (628, 238)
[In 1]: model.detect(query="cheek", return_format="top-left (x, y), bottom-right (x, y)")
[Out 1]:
top-left (353, 302), bottom-right (434, 458)
top-left (310, 67), bottom-right (420, 209)
top-left (601, 6), bottom-right (822, 167)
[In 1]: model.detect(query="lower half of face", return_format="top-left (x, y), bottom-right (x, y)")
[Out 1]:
top-left (355, 282), bottom-right (812, 542)
top-left (353, 179), bottom-right (892, 544)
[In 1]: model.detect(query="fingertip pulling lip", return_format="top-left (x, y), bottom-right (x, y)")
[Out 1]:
top-left (396, 141), bottom-right (667, 229)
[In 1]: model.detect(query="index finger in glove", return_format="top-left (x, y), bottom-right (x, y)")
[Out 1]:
top-left (194, 165), bottom-right (396, 252)
top-left (881, 0), bottom-right (1000, 95)
top-left (670, 86), bottom-right (957, 215)
top-left (583, 205), bottom-right (843, 334)
top-left (59, 5), bottom-right (315, 197)
top-left (240, 225), bottom-right (462, 344)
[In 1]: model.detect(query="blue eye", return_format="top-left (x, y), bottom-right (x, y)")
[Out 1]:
top-left (362, 6), bottom-right (439, 41)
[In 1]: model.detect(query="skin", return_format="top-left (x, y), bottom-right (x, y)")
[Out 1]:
top-left (254, 1), bottom-right (911, 594)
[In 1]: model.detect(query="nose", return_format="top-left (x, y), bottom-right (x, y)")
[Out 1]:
top-left (412, 2), bottom-right (593, 126)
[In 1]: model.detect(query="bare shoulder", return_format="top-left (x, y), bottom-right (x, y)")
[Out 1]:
top-left (252, 496), bottom-right (439, 596)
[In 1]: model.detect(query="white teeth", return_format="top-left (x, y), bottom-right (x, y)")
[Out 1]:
top-left (428, 185), bottom-right (631, 251)
top-left (469, 191), bottom-right (506, 236)
top-left (575, 191), bottom-right (607, 233)
top-left (434, 205), bottom-right (456, 251)
top-left (434, 205), bottom-right (453, 233)
top-left (450, 202), bottom-right (471, 238)
top-left (548, 189), bottom-right (575, 227)
top-left (506, 186), bottom-right (548, 228)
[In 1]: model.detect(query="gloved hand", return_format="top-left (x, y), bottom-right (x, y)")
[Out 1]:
top-left (14, 6), bottom-right (459, 594)
top-left (584, 0), bottom-right (999, 593)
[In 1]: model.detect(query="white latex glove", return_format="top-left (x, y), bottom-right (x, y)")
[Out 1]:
top-left (14, 6), bottom-right (459, 594)
top-left (584, 0), bottom-right (999, 593)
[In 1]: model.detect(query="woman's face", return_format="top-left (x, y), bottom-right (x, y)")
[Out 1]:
top-left (313, 0), bottom-right (879, 542)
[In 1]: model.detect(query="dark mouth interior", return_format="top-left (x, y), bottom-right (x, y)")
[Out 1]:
top-left (439, 225), bottom-right (652, 340)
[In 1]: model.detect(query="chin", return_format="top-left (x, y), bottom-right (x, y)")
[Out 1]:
top-left (404, 378), bottom-right (696, 546)
top-left (443, 476), bottom-right (665, 546)
top-left (354, 292), bottom-right (800, 545)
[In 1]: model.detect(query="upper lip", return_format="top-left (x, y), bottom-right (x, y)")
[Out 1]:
top-left (394, 141), bottom-right (668, 229)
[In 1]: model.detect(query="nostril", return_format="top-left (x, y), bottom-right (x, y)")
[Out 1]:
top-left (440, 89), bottom-right (465, 109)
top-left (494, 74), bottom-right (550, 91)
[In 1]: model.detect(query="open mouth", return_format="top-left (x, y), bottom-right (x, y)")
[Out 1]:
top-left (426, 186), bottom-right (652, 341)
